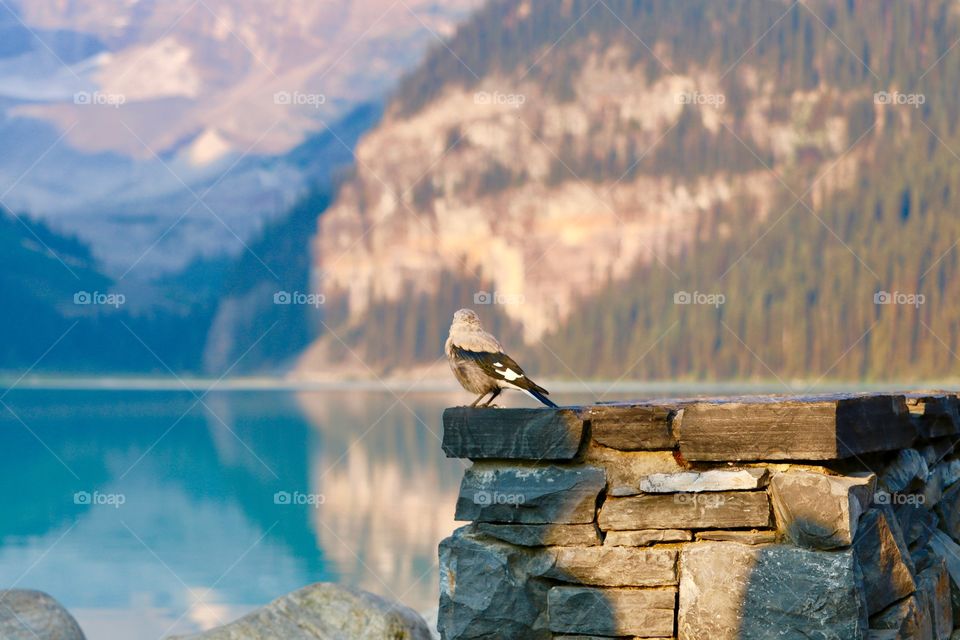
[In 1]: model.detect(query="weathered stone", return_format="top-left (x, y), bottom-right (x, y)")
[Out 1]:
top-left (475, 523), bottom-right (601, 547)
top-left (880, 448), bottom-right (929, 493)
top-left (169, 583), bottom-right (431, 640)
top-left (599, 492), bottom-right (770, 530)
top-left (545, 546), bottom-right (677, 587)
top-left (638, 468), bottom-right (768, 493)
top-left (853, 508), bottom-right (916, 614)
top-left (438, 527), bottom-right (554, 640)
top-left (605, 529), bottom-right (692, 546)
top-left (0, 590), bottom-right (85, 640)
top-left (442, 407), bottom-right (585, 460)
top-left (679, 394), bottom-right (915, 461)
top-left (585, 404), bottom-right (676, 450)
top-left (916, 558), bottom-right (953, 640)
top-left (678, 542), bottom-right (868, 640)
top-left (928, 530), bottom-right (960, 625)
top-left (456, 463), bottom-right (605, 524)
top-left (769, 470), bottom-right (875, 549)
top-left (584, 447), bottom-right (683, 497)
top-left (936, 482), bottom-right (960, 542)
top-left (695, 530), bottom-right (777, 544)
top-left (906, 394), bottom-right (960, 439)
top-left (547, 587), bottom-right (676, 638)
top-left (921, 441), bottom-right (957, 468)
top-left (894, 500), bottom-right (938, 550)
top-left (869, 594), bottom-right (933, 640)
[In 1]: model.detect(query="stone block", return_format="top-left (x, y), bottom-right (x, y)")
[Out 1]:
top-left (638, 468), bottom-right (768, 493)
top-left (599, 492), bottom-right (770, 530)
top-left (545, 546), bottom-right (677, 587)
top-left (474, 523), bottom-right (601, 547)
top-left (853, 508), bottom-right (916, 614)
top-left (769, 470), bottom-right (875, 549)
top-left (442, 407), bottom-right (585, 460)
top-left (585, 404), bottom-right (676, 450)
top-left (605, 529), bottom-right (692, 546)
top-left (547, 586), bottom-right (676, 638)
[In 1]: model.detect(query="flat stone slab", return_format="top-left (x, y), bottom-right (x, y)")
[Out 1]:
top-left (605, 529), bottom-right (692, 546)
top-left (678, 542), bottom-right (869, 640)
top-left (545, 546), bottom-right (677, 587)
top-left (638, 468), bottom-right (768, 493)
top-left (474, 523), bottom-right (601, 547)
top-left (599, 491), bottom-right (770, 530)
top-left (455, 463), bottom-right (605, 524)
top-left (585, 404), bottom-right (677, 450)
top-left (769, 470), bottom-right (876, 549)
top-left (678, 394), bottom-right (916, 461)
top-left (584, 448), bottom-right (684, 497)
top-left (442, 407), bottom-right (585, 460)
top-left (695, 530), bottom-right (777, 544)
top-left (548, 586), bottom-right (676, 637)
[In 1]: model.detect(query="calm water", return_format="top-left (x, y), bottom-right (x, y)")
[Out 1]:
top-left (0, 388), bottom-right (485, 638)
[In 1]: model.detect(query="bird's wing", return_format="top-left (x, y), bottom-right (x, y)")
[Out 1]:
top-left (450, 345), bottom-right (550, 395)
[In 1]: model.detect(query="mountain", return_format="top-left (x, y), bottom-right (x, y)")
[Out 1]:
top-left (0, 0), bottom-right (481, 274)
top-left (301, 0), bottom-right (960, 382)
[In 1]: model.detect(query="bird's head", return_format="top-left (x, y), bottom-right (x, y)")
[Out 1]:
top-left (452, 308), bottom-right (483, 330)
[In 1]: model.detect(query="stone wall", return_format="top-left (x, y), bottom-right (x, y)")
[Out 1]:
top-left (437, 393), bottom-right (960, 640)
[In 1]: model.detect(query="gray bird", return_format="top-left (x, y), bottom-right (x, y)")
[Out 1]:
top-left (445, 308), bottom-right (557, 408)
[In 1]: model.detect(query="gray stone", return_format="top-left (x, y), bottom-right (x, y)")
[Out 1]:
top-left (916, 558), bottom-right (953, 640)
top-left (678, 542), bottom-right (869, 640)
top-left (0, 590), bottom-right (85, 640)
top-left (544, 546), bottom-right (677, 587)
top-left (442, 407), bottom-right (585, 460)
top-left (455, 463), bottom-right (605, 524)
top-left (694, 530), bottom-right (777, 544)
top-left (894, 501), bottom-right (938, 551)
top-left (869, 594), bottom-right (933, 640)
top-left (880, 449), bottom-right (929, 493)
top-left (584, 447), bottom-right (684, 497)
top-left (585, 404), bottom-right (676, 450)
top-left (474, 523), bottom-right (601, 547)
top-left (438, 527), bottom-right (554, 640)
top-left (599, 491), bottom-right (770, 530)
top-left (169, 583), bottom-right (431, 640)
top-left (678, 394), bottom-right (915, 461)
top-left (937, 481), bottom-right (960, 542)
top-left (769, 470), bottom-right (875, 549)
top-left (905, 395), bottom-right (960, 439)
top-left (928, 530), bottom-right (960, 625)
top-left (547, 587), bottom-right (676, 638)
top-left (853, 508), bottom-right (916, 615)
top-left (605, 529), bottom-right (692, 546)
top-left (637, 468), bottom-right (768, 493)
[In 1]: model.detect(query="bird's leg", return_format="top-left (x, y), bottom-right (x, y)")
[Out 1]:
top-left (470, 391), bottom-right (492, 407)
top-left (482, 388), bottom-right (502, 407)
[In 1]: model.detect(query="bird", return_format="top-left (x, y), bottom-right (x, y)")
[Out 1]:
top-left (445, 308), bottom-right (558, 408)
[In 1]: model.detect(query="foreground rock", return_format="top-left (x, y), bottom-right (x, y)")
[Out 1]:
top-left (170, 583), bottom-right (431, 640)
top-left (0, 590), bottom-right (85, 640)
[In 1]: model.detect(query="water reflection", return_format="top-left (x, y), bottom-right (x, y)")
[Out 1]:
top-left (0, 389), bottom-right (467, 638)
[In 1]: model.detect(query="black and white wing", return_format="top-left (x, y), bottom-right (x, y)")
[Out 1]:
top-left (450, 345), bottom-right (557, 407)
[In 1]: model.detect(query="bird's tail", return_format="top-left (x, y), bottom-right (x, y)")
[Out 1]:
top-left (523, 388), bottom-right (558, 408)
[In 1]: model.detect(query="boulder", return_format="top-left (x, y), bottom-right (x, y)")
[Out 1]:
top-left (599, 491), bottom-right (770, 530)
top-left (769, 470), bottom-right (875, 549)
top-left (0, 590), bottom-right (85, 640)
top-left (637, 468), bottom-right (768, 493)
top-left (853, 508), bottom-right (916, 614)
top-left (547, 586), bottom-right (676, 637)
top-left (455, 463), bottom-right (605, 524)
top-left (168, 583), bottom-right (431, 640)
top-left (605, 529), bottom-right (692, 546)
top-left (678, 542), bottom-right (869, 640)
top-left (438, 527), bottom-right (554, 640)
